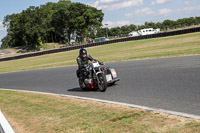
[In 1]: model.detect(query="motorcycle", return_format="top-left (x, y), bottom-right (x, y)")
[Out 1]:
top-left (77, 61), bottom-right (120, 92)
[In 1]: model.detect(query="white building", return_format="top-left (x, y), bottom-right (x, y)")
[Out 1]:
top-left (129, 28), bottom-right (160, 37)
top-left (128, 31), bottom-right (140, 37)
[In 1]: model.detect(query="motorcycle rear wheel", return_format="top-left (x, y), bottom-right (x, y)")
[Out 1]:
top-left (79, 79), bottom-right (87, 91)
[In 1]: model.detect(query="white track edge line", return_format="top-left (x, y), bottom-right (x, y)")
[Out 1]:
top-left (1, 88), bottom-right (200, 120)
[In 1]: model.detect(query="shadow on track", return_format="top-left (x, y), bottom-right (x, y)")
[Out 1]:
top-left (67, 87), bottom-right (98, 92)
top-left (68, 83), bottom-right (118, 92)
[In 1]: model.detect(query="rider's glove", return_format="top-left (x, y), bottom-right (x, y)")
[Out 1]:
top-left (99, 62), bottom-right (104, 65)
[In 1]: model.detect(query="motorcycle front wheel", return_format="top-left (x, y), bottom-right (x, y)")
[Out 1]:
top-left (97, 73), bottom-right (107, 92)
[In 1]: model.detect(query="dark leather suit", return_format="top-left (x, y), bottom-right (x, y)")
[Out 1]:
top-left (76, 54), bottom-right (96, 79)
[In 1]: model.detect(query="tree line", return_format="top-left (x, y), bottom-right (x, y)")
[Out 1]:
top-left (1, 0), bottom-right (200, 48)
top-left (1, 0), bottom-right (104, 48)
top-left (97, 16), bottom-right (200, 38)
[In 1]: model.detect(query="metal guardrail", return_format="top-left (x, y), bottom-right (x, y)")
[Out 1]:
top-left (0, 27), bottom-right (200, 62)
top-left (0, 124), bottom-right (5, 133)
top-left (0, 109), bottom-right (15, 133)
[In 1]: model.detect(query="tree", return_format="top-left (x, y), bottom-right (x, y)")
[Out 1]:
top-left (110, 27), bottom-right (121, 37)
top-left (195, 17), bottom-right (200, 24)
top-left (128, 24), bottom-right (137, 32)
top-left (120, 25), bottom-right (129, 35)
top-left (96, 27), bottom-right (107, 37)
top-left (155, 22), bottom-right (162, 29)
top-left (1, 0), bottom-right (104, 48)
top-left (68, 3), bottom-right (103, 43)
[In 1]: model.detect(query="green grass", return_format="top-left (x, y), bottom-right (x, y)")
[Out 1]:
top-left (0, 90), bottom-right (200, 133)
top-left (0, 33), bottom-right (200, 132)
top-left (0, 32), bottom-right (200, 73)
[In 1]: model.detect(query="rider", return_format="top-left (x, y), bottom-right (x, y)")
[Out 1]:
top-left (76, 48), bottom-right (102, 79)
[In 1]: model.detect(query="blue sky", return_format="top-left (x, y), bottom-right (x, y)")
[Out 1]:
top-left (0, 0), bottom-right (200, 45)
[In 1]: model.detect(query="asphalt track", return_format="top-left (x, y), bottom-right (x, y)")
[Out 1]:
top-left (0, 55), bottom-right (200, 117)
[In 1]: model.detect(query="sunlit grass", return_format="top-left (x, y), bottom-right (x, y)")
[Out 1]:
top-left (0, 90), bottom-right (200, 133)
top-left (0, 32), bottom-right (200, 73)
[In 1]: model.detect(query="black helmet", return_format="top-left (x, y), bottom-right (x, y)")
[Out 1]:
top-left (79, 48), bottom-right (87, 58)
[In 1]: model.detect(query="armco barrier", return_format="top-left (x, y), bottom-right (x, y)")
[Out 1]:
top-left (0, 26), bottom-right (200, 62)
top-left (0, 109), bottom-right (15, 133)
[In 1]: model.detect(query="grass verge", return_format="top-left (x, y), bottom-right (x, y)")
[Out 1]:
top-left (0, 32), bottom-right (200, 73)
top-left (0, 90), bottom-right (200, 133)
top-left (0, 32), bottom-right (200, 132)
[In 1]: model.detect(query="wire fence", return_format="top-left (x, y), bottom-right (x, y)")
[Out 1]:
top-left (0, 26), bottom-right (200, 62)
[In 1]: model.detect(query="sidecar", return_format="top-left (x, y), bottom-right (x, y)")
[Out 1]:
top-left (105, 67), bottom-right (120, 85)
